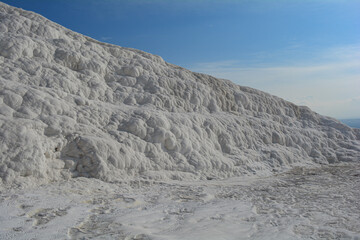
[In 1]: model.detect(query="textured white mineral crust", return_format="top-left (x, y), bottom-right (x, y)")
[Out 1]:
top-left (0, 2), bottom-right (359, 187)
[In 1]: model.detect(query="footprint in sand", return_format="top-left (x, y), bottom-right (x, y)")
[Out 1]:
top-left (28, 207), bottom-right (69, 226)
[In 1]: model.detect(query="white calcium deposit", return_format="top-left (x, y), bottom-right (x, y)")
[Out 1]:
top-left (0, 2), bottom-right (359, 187)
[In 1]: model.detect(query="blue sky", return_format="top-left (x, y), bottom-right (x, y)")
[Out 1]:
top-left (3, 0), bottom-right (360, 119)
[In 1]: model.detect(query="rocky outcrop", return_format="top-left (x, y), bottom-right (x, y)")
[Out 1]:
top-left (0, 2), bottom-right (359, 186)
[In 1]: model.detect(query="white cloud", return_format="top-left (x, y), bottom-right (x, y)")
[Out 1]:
top-left (190, 45), bottom-right (360, 119)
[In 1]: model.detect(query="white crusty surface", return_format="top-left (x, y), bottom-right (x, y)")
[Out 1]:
top-left (0, 2), bottom-right (359, 187)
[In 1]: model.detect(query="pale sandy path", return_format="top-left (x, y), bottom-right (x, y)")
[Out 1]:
top-left (1, 163), bottom-right (359, 240)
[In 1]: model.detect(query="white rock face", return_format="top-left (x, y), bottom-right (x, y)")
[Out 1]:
top-left (0, 2), bottom-right (359, 186)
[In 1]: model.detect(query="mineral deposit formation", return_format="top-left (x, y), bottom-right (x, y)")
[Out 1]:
top-left (0, 2), bottom-right (359, 187)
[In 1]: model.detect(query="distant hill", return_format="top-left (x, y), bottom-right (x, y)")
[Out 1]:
top-left (340, 119), bottom-right (360, 129)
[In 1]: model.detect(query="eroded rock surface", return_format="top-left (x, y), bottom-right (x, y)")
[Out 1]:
top-left (0, 2), bottom-right (359, 186)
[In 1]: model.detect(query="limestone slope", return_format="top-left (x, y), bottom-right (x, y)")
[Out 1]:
top-left (0, 2), bottom-right (359, 186)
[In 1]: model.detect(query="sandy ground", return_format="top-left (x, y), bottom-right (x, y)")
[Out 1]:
top-left (1, 163), bottom-right (360, 240)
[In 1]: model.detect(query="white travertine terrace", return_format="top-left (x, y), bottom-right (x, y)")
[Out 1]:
top-left (0, 2), bottom-right (359, 187)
